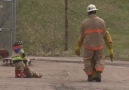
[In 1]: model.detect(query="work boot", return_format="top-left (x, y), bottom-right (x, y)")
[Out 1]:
top-left (88, 75), bottom-right (93, 82)
top-left (33, 72), bottom-right (43, 78)
top-left (15, 70), bottom-right (20, 78)
top-left (96, 71), bottom-right (101, 82)
top-left (38, 73), bottom-right (43, 78)
top-left (20, 70), bottom-right (25, 78)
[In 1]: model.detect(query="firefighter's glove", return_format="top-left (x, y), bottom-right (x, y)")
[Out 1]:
top-left (109, 48), bottom-right (113, 62)
top-left (74, 46), bottom-right (81, 56)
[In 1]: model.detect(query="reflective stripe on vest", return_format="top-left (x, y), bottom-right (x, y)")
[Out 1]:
top-left (83, 45), bottom-right (104, 50)
top-left (12, 56), bottom-right (23, 61)
top-left (96, 67), bottom-right (104, 72)
top-left (84, 29), bottom-right (104, 34)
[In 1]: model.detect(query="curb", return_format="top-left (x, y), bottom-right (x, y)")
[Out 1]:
top-left (29, 57), bottom-right (129, 67)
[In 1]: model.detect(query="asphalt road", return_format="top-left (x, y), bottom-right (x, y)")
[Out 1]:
top-left (0, 57), bottom-right (129, 90)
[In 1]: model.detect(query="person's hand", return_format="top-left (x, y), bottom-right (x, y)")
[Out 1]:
top-left (74, 46), bottom-right (81, 56)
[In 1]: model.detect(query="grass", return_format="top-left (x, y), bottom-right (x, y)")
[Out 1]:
top-left (16, 0), bottom-right (129, 60)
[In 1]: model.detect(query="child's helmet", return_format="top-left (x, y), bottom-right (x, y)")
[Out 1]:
top-left (14, 41), bottom-right (23, 45)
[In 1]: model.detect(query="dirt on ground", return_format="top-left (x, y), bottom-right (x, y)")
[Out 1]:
top-left (0, 57), bottom-right (129, 90)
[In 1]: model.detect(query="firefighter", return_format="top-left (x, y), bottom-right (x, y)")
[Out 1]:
top-left (75, 4), bottom-right (113, 82)
top-left (12, 41), bottom-right (43, 78)
top-left (12, 41), bottom-right (26, 78)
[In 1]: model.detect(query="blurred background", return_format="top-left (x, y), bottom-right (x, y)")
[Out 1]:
top-left (0, 0), bottom-right (129, 60)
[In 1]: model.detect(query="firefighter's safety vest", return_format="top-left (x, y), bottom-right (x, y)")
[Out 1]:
top-left (12, 49), bottom-right (24, 61)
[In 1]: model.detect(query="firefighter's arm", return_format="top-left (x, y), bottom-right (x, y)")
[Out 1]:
top-left (75, 21), bottom-right (85, 56)
top-left (104, 30), bottom-right (113, 62)
top-left (74, 34), bottom-right (84, 56)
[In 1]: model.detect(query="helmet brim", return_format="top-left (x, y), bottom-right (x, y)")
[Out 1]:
top-left (87, 9), bottom-right (98, 13)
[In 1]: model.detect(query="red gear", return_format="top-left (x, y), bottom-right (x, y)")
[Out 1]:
top-left (15, 70), bottom-right (25, 78)
top-left (20, 70), bottom-right (25, 77)
top-left (15, 70), bottom-right (20, 78)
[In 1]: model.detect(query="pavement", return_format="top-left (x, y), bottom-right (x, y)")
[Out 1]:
top-left (0, 57), bottom-right (129, 90)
